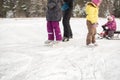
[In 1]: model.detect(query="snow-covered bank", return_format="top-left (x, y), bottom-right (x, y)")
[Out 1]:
top-left (0, 18), bottom-right (120, 80)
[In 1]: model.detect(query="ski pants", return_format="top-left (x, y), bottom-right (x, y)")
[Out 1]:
top-left (86, 20), bottom-right (97, 45)
top-left (47, 21), bottom-right (62, 41)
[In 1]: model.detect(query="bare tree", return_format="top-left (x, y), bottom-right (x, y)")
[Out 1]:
top-left (28, 0), bottom-right (47, 17)
top-left (1, 0), bottom-right (120, 18)
top-left (0, 0), bottom-right (3, 17)
top-left (113, 0), bottom-right (120, 17)
top-left (14, 0), bottom-right (30, 17)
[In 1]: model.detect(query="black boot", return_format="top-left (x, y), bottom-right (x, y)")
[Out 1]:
top-left (62, 37), bottom-right (69, 42)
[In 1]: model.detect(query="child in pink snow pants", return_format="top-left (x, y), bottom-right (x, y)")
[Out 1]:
top-left (45, 0), bottom-right (63, 44)
top-left (47, 21), bottom-right (62, 41)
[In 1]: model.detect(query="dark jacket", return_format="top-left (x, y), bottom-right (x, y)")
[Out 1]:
top-left (63, 0), bottom-right (74, 10)
top-left (46, 0), bottom-right (63, 21)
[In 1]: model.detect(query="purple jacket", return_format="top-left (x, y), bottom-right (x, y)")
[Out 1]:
top-left (104, 15), bottom-right (116, 31)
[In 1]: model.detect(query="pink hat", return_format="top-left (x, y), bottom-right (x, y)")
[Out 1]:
top-left (107, 16), bottom-right (113, 21)
top-left (92, 0), bottom-right (101, 5)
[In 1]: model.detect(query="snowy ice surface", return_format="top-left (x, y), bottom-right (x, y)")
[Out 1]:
top-left (0, 18), bottom-right (120, 80)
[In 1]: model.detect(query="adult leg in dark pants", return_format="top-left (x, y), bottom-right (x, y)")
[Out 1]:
top-left (62, 9), bottom-right (73, 42)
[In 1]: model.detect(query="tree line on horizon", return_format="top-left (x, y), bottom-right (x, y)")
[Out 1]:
top-left (0, 0), bottom-right (120, 18)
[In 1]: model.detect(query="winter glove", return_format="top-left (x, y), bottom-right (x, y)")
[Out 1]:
top-left (61, 2), bottom-right (69, 11)
top-left (102, 25), bottom-right (108, 31)
top-left (105, 26), bottom-right (108, 30)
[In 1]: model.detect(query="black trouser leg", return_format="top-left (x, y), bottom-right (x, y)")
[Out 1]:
top-left (62, 10), bottom-right (72, 38)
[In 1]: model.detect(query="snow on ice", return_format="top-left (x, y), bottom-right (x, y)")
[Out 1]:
top-left (0, 18), bottom-right (120, 80)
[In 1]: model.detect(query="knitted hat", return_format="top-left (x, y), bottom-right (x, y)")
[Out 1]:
top-left (107, 16), bottom-right (113, 21)
top-left (92, 0), bottom-right (101, 5)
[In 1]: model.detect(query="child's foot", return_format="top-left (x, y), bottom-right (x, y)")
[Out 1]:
top-left (93, 43), bottom-right (98, 46)
top-left (106, 36), bottom-right (111, 40)
top-left (87, 43), bottom-right (98, 47)
top-left (87, 43), bottom-right (94, 47)
top-left (44, 40), bottom-right (53, 44)
top-left (53, 40), bottom-right (61, 44)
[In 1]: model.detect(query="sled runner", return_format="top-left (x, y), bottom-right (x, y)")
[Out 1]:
top-left (114, 31), bottom-right (120, 34)
top-left (97, 31), bottom-right (120, 40)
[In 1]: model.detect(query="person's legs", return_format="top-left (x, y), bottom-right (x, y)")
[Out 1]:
top-left (101, 26), bottom-right (109, 38)
top-left (108, 30), bottom-right (114, 38)
top-left (86, 21), bottom-right (95, 45)
top-left (92, 28), bottom-right (96, 43)
top-left (47, 21), bottom-right (54, 40)
top-left (63, 17), bottom-right (69, 38)
top-left (52, 21), bottom-right (62, 41)
top-left (62, 10), bottom-right (73, 39)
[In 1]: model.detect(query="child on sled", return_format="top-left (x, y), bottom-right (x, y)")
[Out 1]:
top-left (101, 15), bottom-right (116, 39)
